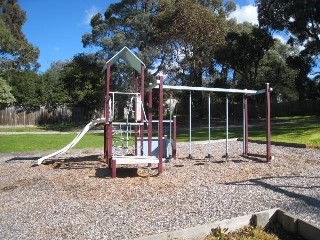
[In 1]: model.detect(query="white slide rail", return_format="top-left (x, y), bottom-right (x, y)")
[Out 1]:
top-left (37, 118), bottom-right (106, 165)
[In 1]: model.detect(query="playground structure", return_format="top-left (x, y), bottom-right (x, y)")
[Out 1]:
top-left (149, 82), bottom-right (272, 161)
top-left (38, 46), bottom-right (272, 178)
top-left (103, 47), bottom-right (176, 178)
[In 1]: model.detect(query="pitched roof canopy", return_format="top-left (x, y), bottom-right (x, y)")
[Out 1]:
top-left (103, 46), bottom-right (146, 74)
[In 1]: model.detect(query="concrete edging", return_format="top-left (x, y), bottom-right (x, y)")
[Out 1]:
top-left (134, 208), bottom-right (320, 240)
top-left (134, 208), bottom-right (278, 240)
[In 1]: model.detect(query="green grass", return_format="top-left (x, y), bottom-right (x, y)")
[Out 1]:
top-left (175, 116), bottom-right (320, 147)
top-left (0, 124), bottom-right (82, 132)
top-left (273, 115), bottom-right (317, 121)
top-left (247, 121), bottom-right (320, 146)
top-left (0, 133), bottom-right (104, 153)
top-left (0, 116), bottom-right (319, 153)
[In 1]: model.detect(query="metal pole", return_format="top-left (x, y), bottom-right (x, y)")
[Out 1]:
top-left (206, 95), bottom-right (211, 158)
top-left (225, 94), bottom-right (229, 160)
top-left (188, 91), bottom-right (192, 159)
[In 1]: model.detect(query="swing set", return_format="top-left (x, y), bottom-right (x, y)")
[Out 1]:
top-left (149, 80), bottom-right (272, 161)
top-left (103, 47), bottom-right (273, 178)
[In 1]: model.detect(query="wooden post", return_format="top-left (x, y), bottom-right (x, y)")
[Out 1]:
top-left (245, 94), bottom-right (249, 155)
top-left (134, 75), bottom-right (138, 156)
top-left (140, 65), bottom-right (145, 156)
top-left (266, 83), bottom-right (271, 162)
top-left (173, 116), bottom-right (177, 160)
top-left (158, 76), bottom-right (163, 174)
top-left (148, 83), bottom-right (153, 167)
top-left (105, 62), bottom-right (114, 176)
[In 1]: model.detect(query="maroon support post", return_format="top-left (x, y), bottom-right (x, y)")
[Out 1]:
top-left (158, 76), bottom-right (164, 174)
top-left (111, 159), bottom-right (116, 178)
top-left (244, 94), bottom-right (249, 155)
top-left (173, 116), bottom-right (177, 160)
top-left (105, 62), bottom-right (115, 177)
top-left (140, 65), bottom-right (145, 156)
top-left (134, 75), bottom-right (138, 156)
top-left (266, 83), bottom-right (271, 162)
top-left (148, 83), bottom-right (153, 167)
top-left (105, 63), bottom-right (111, 162)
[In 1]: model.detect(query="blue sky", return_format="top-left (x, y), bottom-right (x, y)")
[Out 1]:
top-left (20, 0), bottom-right (260, 73)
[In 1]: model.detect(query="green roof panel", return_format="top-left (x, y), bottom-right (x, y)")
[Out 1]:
top-left (104, 46), bottom-right (145, 73)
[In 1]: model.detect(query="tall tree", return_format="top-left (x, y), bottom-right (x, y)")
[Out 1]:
top-left (0, 76), bottom-right (15, 105)
top-left (59, 53), bottom-right (104, 118)
top-left (153, 0), bottom-right (235, 86)
top-left (286, 54), bottom-right (314, 101)
top-left (41, 61), bottom-right (70, 108)
top-left (10, 70), bottom-right (43, 108)
top-left (256, 0), bottom-right (320, 56)
top-left (208, 20), bottom-right (256, 90)
top-left (214, 26), bottom-right (274, 89)
top-left (0, 0), bottom-right (39, 72)
top-left (82, 0), bottom-right (159, 67)
top-left (153, 0), bottom-right (236, 116)
top-left (83, 0), bottom-right (235, 83)
top-left (82, 0), bottom-right (235, 117)
top-left (258, 40), bottom-right (299, 102)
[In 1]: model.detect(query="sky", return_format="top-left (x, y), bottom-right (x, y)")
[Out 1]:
top-left (19, 0), bottom-right (267, 73)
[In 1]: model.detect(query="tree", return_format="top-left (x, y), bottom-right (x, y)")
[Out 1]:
top-left (208, 20), bottom-right (257, 90)
top-left (83, 0), bottom-right (236, 83)
top-left (153, 0), bottom-right (235, 86)
top-left (82, 0), bottom-right (159, 67)
top-left (41, 61), bottom-right (70, 108)
top-left (214, 26), bottom-right (274, 89)
top-left (258, 40), bottom-right (299, 102)
top-left (286, 54), bottom-right (314, 101)
top-left (256, 0), bottom-right (320, 56)
top-left (59, 53), bottom-right (104, 118)
top-left (83, 0), bottom-right (236, 117)
top-left (10, 70), bottom-right (43, 108)
top-left (0, 76), bottom-right (15, 105)
top-left (0, 0), bottom-right (39, 72)
top-left (152, 0), bottom-right (236, 116)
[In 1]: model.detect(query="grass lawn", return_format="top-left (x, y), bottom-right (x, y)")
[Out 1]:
top-left (0, 124), bottom-right (82, 132)
top-left (176, 115), bottom-right (320, 147)
top-left (0, 115), bottom-right (319, 153)
top-left (0, 133), bottom-right (104, 153)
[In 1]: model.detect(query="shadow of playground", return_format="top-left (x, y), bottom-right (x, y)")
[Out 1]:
top-left (225, 175), bottom-right (320, 209)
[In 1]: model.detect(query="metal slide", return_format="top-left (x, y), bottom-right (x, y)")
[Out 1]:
top-left (37, 118), bottom-right (106, 165)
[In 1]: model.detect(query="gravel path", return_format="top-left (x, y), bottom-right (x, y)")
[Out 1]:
top-left (0, 141), bottom-right (320, 240)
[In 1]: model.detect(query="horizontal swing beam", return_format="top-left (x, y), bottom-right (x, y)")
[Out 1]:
top-left (109, 91), bottom-right (140, 95)
top-left (158, 85), bottom-right (265, 95)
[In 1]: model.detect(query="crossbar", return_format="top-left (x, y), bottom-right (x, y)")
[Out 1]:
top-left (110, 91), bottom-right (140, 95)
top-left (155, 85), bottom-right (265, 95)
